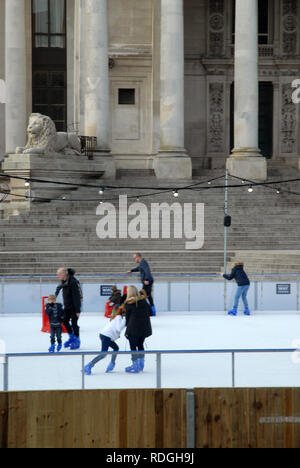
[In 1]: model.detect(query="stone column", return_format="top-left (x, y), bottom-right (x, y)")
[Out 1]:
top-left (154, 0), bottom-right (192, 179)
top-left (227, 0), bottom-right (267, 181)
top-left (85, 0), bottom-right (110, 152)
top-left (5, 0), bottom-right (27, 154)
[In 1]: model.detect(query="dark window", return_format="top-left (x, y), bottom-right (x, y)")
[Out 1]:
top-left (32, 70), bottom-right (66, 132)
top-left (118, 89), bottom-right (136, 105)
top-left (32, 0), bottom-right (67, 131)
top-left (32, 0), bottom-right (66, 49)
top-left (232, 0), bottom-right (269, 45)
top-left (258, 0), bottom-right (269, 45)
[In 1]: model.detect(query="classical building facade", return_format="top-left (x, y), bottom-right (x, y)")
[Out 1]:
top-left (1, 0), bottom-right (300, 178)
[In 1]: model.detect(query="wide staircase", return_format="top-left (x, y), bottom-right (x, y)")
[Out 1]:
top-left (0, 166), bottom-right (299, 278)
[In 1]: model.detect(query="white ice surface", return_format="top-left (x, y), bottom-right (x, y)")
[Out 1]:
top-left (1, 312), bottom-right (300, 391)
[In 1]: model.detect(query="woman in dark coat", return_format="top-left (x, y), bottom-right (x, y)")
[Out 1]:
top-left (124, 286), bottom-right (152, 373)
top-left (223, 262), bottom-right (251, 316)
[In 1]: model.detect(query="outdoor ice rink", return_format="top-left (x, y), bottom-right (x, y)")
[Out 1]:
top-left (1, 312), bottom-right (300, 391)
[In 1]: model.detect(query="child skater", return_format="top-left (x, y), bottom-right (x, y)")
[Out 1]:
top-left (223, 262), bottom-right (251, 316)
top-left (45, 295), bottom-right (65, 353)
top-left (84, 306), bottom-right (126, 375)
top-left (109, 285), bottom-right (122, 318)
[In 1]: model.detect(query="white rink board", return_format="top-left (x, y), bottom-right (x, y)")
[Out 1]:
top-left (1, 279), bottom-right (300, 314)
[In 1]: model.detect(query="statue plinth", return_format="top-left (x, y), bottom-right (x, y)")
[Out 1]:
top-left (2, 152), bottom-right (116, 213)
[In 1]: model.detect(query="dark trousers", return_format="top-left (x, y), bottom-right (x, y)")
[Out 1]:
top-left (143, 282), bottom-right (154, 307)
top-left (89, 334), bottom-right (119, 368)
top-left (128, 336), bottom-right (145, 361)
top-left (50, 325), bottom-right (62, 345)
top-left (63, 308), bottom-right (80, 337)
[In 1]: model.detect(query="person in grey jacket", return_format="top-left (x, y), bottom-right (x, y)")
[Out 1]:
top-left (126, 253), bottom-right (156, 316)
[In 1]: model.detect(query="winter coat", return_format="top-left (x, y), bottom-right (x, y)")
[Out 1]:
top-left (45, 303), bottom-right (65, 326)
top-left (131, 259), bottom-right (154, 284)
top-left (57, 271), bottom-right (82, 314)
top-left (55, 269), bottom-right (83, 301)
top-left (101, 315), bottom-right (126, 342)
top-left (125, 293), bottom-right (152, 339)
top-left (223, 265), bottom-right (250, 286)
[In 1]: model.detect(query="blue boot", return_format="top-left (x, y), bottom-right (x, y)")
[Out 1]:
top-left (70, 337), bottom-right (81, 350)
top-left (84, 364), bottom-right (93, 376)
top-left (48, 344), bottom-right (55, 353)
top-left (244, 308), bottom-right (251, 316)
top-left (125, 360), bottom-right (140, 373)
top-left (151, 305), bottom-right (157, 317)
top-left (106, 362), bottom-right (115, 373)
top-left (64, 334), bottom-right (75, 349)
top-left (57, 343), bottom-right (62, 353)
top-left (138, 358), bottom-right (145, 372)
top-left (228, 308), bottom-right (237, 316)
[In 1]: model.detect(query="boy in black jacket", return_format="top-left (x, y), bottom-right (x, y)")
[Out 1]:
top-left (46, 295), bottom-right (65, 353)
top-left (223, 262), bottom-right (251, 316)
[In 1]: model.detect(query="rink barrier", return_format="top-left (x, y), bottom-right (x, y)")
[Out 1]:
top-left (1, 348), bottom-right (299, 393)
top-left (2, 273), bottom-right (300, 313)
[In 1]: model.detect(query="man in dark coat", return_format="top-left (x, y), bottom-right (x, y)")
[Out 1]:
top-left (56, 267), bottom-right (82, 349)
top-left (127, 253), bottom-right (156, 316)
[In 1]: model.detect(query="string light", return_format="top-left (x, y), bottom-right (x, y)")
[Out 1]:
top-left (0, 172), bottom-right (300, 203)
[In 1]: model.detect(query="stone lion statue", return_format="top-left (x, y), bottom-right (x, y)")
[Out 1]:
top-left (16, 113), bottom-right (81, 156)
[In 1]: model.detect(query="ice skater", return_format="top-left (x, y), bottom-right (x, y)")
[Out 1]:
top-left (56, 267), bottom-right (82, 350)
top-left (126, 253), bottom-right (157, 316)
top-left (84, 307), bottom-right (126, 375)
top-left (108, 285), bottom-right (123, 318)
top-left (124, 286), bottom-right (152, 373)
top-left (45, 295), bottom-right (65, 353)
top-left (223, 262), bottom-right (251, 316)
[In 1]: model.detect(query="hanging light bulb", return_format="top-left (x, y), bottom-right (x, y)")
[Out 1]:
top-left (276, 188), bottom-right (281, 194)
top-left (99, 187), bottom-right (104, 195)
top-left (173, 190), bottom-right (179, 198)
top-left (24, 180), bottom-right (30, 188)
top-left (248, 186), bottom-right (253, 193)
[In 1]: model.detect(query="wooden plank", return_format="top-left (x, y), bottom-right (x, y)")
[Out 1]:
top-left (195, 388), bottom-right (212, 448)
top-left (0, 393), bottom-right (8, 448)
top-left (163, 389), bottom-right (186, 448)
top-left (292, 388), bottom-right (300, 448)
top-left (283, 388), bottom-right (294, 449)
top-left (7, 392), bottom-right (28, 448)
